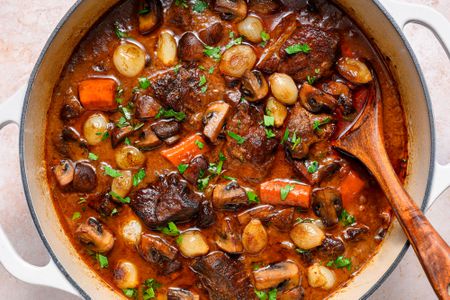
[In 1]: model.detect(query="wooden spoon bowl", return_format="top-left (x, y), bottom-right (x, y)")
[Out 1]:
top-left (332, 77), bottom-right (450, 299)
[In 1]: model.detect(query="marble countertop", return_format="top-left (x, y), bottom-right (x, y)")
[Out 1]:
top-left (0, 0), bottom-right (448, 299)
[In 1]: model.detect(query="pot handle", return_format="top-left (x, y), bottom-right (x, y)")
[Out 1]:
top-left (380, 0), bottom-right (450, 58)
top-left (0, 87), bottom-right (80, 297)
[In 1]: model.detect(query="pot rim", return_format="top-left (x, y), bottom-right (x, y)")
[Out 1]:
top-left (18, 0), bottom-right (436, 299)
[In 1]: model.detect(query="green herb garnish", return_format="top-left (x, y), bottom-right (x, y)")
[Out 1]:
top-left (263, 115), bottom-right (275, 127)
top-left (133, 168), bottom-right (146, 186)
top-left (96, 253), bottom-right (109, 269)
top-left (192, 0), bottom-right (208, 13)
top-left (138, 77), bottom-right (151, 89)
top-left (71, 211), bottom-right (81, 220)
top-left (285, 43), bottom-right (311, 55)
top-left (280, 184), bottom-right (294, 201)
top-left (313, 117), bottom-right (331, 132)
top-left (327, 255), bottom-right (352, 270)
top-left (339, 209), bottom-right (356, 226)
top-left (265, 128), bottom-right (276, 139)
top-left (109, 191), bottom-right (131, 204)
top-left (155, 108), bottom-right (186, 122)
top-left (307, 161), bottom-right (319, 173)
top-left (158, 222), bottom-right (180, 236)
top-left (178, 163), bottom-right (189, 174)
top-left (88, 152), bottom-right (98, 161)
top-left (203, 45), bottom-right (221, 61)
top-left (104, 166), bottom-right (122, 178)
top-left (227, 131), bottom-right (246, 144)
top-left (281, 128), bottom-right (290, 144)
top-left (260, 31), bottom-right (270, 47)
top-left (122, 288), bottom-right (137, 298)
top-left (247, 190), bottom-right (259, 204)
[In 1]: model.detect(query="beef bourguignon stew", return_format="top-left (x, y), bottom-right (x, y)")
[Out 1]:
top-left (45, 0), bottom-right (408, 299)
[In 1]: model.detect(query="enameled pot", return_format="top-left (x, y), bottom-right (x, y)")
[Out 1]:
top-left (0, 0), bottom-right (449, 299)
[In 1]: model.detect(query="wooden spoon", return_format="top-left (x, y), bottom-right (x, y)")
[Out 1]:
top-left (333, 78), bottom-right (450, 299)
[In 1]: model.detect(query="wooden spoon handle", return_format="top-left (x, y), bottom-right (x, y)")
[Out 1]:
top-left (366, 149), bottom-right (450, 299)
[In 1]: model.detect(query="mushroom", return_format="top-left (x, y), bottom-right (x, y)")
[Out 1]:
top-left (135, 124), bottom-right (162, 150)
top-left (212, 181), bottom-right (248, 210)
top-left (73, 162), bottom-right (97, 192)
top-left (242, 219), bottom-right (267, 254)
top-left (241, 70), bottom-right (269, 101)
top-left (321, 81), bottom-right (353, 115)
top-left (75, 217), bottom-right (115, 253)
top-left (60, 95), bottom-right (84, 121)
top-left (343, 225), bottom-right (369, 241)
top-left (265, 207), bottom-right (294, 232)
top-left (203, 101), bottom-right (230, 142)
top-left (164, 135), bottom-right (181, 145)
top-left (199, 22), bottom-right (224, 45)
top-left (53, 160), bottom-right (75, 187)
top-left (248, 0), bottom-right (280, 14)
top-left (168, 287), bottom-right (200, 300)
top-left (197, 200), bottom-right (216, 229)
top-left (111, 125), bottom-right (134, 148)
top-left (113, 260), bottom-right (139, 289)
top-left (138, 234), bottom-right (181, 275)
top-left (214, 0), bottom-right (247, 22)
top-left (299, 83), bottom-right (338, 113)
top-left (178, 32), bottom-right (205, 61)
top-left (138, 0), bottom-right (163, 35)
top-left (215, 216), bottom-right (243, 254)
top-left (311, 187), bottom-right (343, 227)
top-left (151, 119), bottom-right (180, 140)
top-left (182, 155), bottom-right (209, 184)
top-left (279, 287), bottom-right (305, 300)
top-left (135, 94), bottom-right (162, 119)
top-left (317, 236), bottom-right (345, 259)
top-left (253, 261), bottom-right (300, 291)
top-left (237, 205), bottom-right (275, 225)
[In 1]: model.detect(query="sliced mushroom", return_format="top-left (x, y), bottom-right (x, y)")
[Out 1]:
top-left (215, 216), bottom-right (243, 254)
top-left (178, 32), bottom-right (204, 61)
top-left (60, 96), bottom-right (84, 121)
top-left (113, 260), bottom-right (139, 289)
top-left (73, 162), bottom-right (97, 192)
top-left (111, 125), bottom-right (134, 148)
top-left (321, 81), bottom-right (353, 115)
top-left (242, 219), bottom-right (267, 254)
top-left (248, 0), bottom-right (280, 14)
top-left (138, 234), bottom-right (181, 275)
top-left (214, 0), bottom-right (247, 21)
top-left (337, 57), bottom-right (373, 84)
top-left (53, 160), bottom-right (75, 187)
top-left (199, 22), bottom-right (224, 45)
top-left (135, 124), bottom-right (162, 150)
top-left (212, 181), bottom-right (248, 210)
top-left (241, 70), bottom-right (269, 101)
top-left (135, 94), bottom-right (162, 119)
top-left (343, 225), bottom-right (369, 241)
top-left (203, 101), bottom-right (230, 142)
top-left (279, 287), bottom-right (305, 300)
top-left (237, 205), bottom-right (275, 225)
top-left (311, 187), bottom-right (343, 227)
top-left (168, 287), bottom-right (200, 300)
top-left (75, 217), bottom-right (115, 253)
top-left (138, 0), bottom-right (163, 35)
top-left (164, 135), bottom-right (181, 145)
top-left (299, 83), bottom-right (338, 113)
top-left (151, 119), bottom-right (180, 140)
top-left (317, 236), bottom-right (345, 260)
top-left (265, 208), bottom-right (294, 232)
top-left (253, 261), bottom-right (300, 291)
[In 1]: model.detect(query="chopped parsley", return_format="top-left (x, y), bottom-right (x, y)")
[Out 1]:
top-left (119, 104), bottom-right (133, 120)
top-left (173, 64), bottom-right (182, 74)
top-left (307, 161), bottom-right (319, 173)
top-left (208, 152), bottom-right (226, 175)
top-left (109, 191), bottom-right (131, 204)
top-left (313, 117), bottom-right (331, 132)
top-left (71, 211), bottom-right (81, 220)
top-left (143, 278), bottom-right (161, 300)
top-left (285, 43), bottom-right (311, 55)
top-left (247, 190), bottom-right (259, 204)
top-left (307, 75), bottom-right (316, 85)
top-left (208, 66), bottom-right (215, 74)
top-left (197, 175), bottom-right (211, 191)
top-left (122, 288), bottom-right (138, 298)
top-left (203, 45), bottom-right (221, 61)
top-left (96, 131), bottom-right (110, 141)
top-left (195, 140), bottom-right (205, 149)
top-left (158, 222), bottom-right (180, 236)
top-left (104, 166), bottom-right (122, 178)
top-left (178, 163), bottom-right (189, 174)
top-left (290, 132), bottom-right (302, 150)
top-left (116, 116), bottom-right (129, 128)
top-left (155, 108), bottom-right (186, 121)
top-left (340, 209), bottom-right (356, 226)
top-left (223, 175), bottom-right (237, 181)
top-left (296, 248), bottom-right (310, 254)
top-left (327, 255), bottom-right (352, 270)
top-left (281, 128), bottom-right (290, 144)
top-left (175, 0), bottom-right (188, 8)
top-left (124, 137), bottom-right (131, 145)
top-left (88, 152), bottom-right (98, 161)
top-left (280, 184), bottom-right (294, 201)
top-left (192, 0), bottom-right (208, 13)
top-left (225, 32), bottom-right (243, 49)
top-left (263, 115), bottom-right (275, 127)
top-left (78, 197), bottom-right (86, 204)
top-left (138, 77), bottom-right (151, 89)
top-left (96, 253), bottom-right (109, 269)
top-left (296, 217), bottom-right (315, 223)
top-left (265, 128), bottom-right (276, 139)
top-left (114, 23), bottom-right (128, 39)
top-left (260, 31), bottom-right (270, 47)
top-left (138, 8), bottom-right (150, 15)
top-left (199, 75), bottom-right (207, 86)
top-left (110, 208), bottom-right (119, 216)
top-left (255, 288), bottom-right (277, 300)
top-left (133, 168), bottom-right (146, 186)
top-left (227, 131), bottom-right (246, 144)
top-left (176, 235), bottom-right (183, 245)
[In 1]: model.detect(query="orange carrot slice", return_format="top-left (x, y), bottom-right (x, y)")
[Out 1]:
top-left (161, 134), bottom-right (208, 166)
top-left (260, 179), bottom-right (311, 208)
top-left (78, 78), bottom-right (117, 111)
top-left (340, 170), bottom-right (365, 208)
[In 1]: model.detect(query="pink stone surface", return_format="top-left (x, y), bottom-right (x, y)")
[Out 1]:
top-left (0, 0), bottom-right (448, 299)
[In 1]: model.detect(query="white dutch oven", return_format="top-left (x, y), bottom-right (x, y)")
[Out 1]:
top-left (0, 0), bottom-right (449, 299)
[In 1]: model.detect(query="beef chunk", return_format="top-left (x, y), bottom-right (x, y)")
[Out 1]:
top-left (152, 67), bottom-right (201, 112)
top-left (111, 125), bottom-right (134, 148)
top-left (190, 251), bottom-right (253, 300)
top-left (317, 236), bottom-right (345, 259)
top-left (135, 94), bottom-right (161, 119)
top-left (130, 173), bottom-right (201, 228)
top-left (87, 193), bottom-right (118, 216)
top-left (258, 15), bottom-right (339, 82)
top-left (285, 103), bottom-right (335, 159)
top-left (151, 120), bottom-right (180, 139)
top-left (138, 234), bottom-right (181, 275)
top-left (60, 96), bottom-right (84, 120)
top-left (182, 155), bottom-right (209, 184)
top-left (225, 103), bottom-right (278, 165)
top-left (343, 225), bottom-right (369, 241)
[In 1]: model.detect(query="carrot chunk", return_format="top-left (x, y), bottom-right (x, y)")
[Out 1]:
top-left (340, 170), bottom-right (365, 208)
top-left (78, 79), bottom-right (117, 111)
top-left (260, 179), bottom-right (311, 208)
top-left (161, 134), bottom-right (209, 166)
